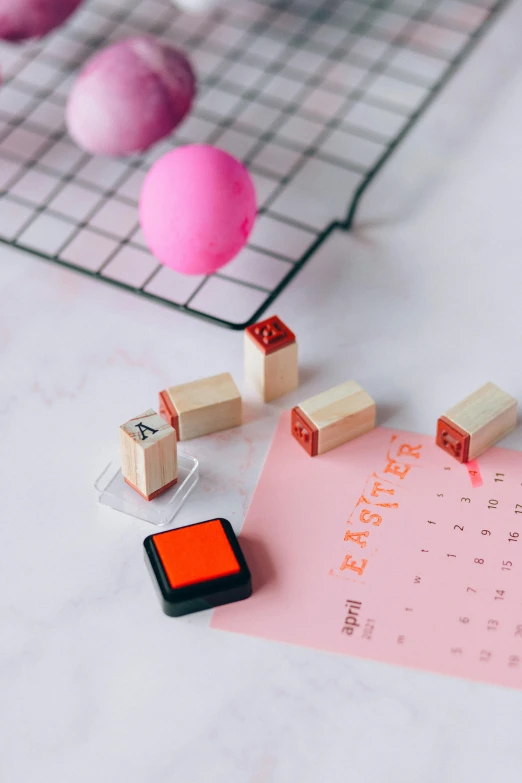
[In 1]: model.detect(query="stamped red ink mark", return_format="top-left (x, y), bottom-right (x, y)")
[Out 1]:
top-left (466, 459), bottom-right (483, 488)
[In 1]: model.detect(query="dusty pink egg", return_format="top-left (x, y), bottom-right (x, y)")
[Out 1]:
top-left (66, 37), bottom-right (196, 157)
top-left (0, 0), bottom-right (83, 41)
top-left (140, 145), bottom-right (257, 276)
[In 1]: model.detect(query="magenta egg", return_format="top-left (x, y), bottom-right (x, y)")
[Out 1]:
top-left (66, 37), bottom-right (196, 157)
top-left (0, 0), bottom-right (84, 41)
top-left (140, 145), bottom-right (257, 276)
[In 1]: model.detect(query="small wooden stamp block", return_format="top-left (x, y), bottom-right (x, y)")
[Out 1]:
top-left (244, 315), bottom-right (298, 402)
top-left (292, 380), bottom-right (376, 457)
top-left (120, 408), bottom-right (177, 501)
top-left (143, 518), bottom-right (252, 617)
top-left (159, 372), bottom-right (241, 441)
top-left (436, 382), bottom-right (517, 463)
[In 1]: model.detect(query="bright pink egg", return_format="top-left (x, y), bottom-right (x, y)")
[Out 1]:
top-left (66, 37), bottom-right (196, 157)
top-left (140, 145), bottom-right (257, 276)
top-left (0, 0), bottom-right (84, 41)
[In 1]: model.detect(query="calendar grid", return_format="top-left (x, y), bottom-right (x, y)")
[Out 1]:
top-left (212, 423), bottom-right (522, 690)
top-left (0, 0), bottom-right (510, 328)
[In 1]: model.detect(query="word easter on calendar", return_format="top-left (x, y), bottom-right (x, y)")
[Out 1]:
top-left (212, 414), bottom-right (522, 690)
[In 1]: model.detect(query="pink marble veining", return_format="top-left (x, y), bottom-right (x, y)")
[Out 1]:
top-left (66, 36), bottom-right (196, 157)
top-left (139, 145), bottom-right (257, 275)
top-left (0, 0), bottom-right (84, 41)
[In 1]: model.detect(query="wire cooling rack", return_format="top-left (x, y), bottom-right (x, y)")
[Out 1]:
top-left (0, 0), bottom-right (510, 328)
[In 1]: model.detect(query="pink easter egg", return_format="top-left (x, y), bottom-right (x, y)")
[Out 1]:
top-left (66, 37), bottom-right (196, 157)
top-left (0, 0), bottom-right (84, 41)
top-left (139, 145), bottom-right (257, 276)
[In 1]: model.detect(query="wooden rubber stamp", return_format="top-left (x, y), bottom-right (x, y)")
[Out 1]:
top-left (158, 372), bottom-right (241, 441)
top-left (292, 380), bottom-right (376, 456)
top-left (120, 408), bottom-right (177, 501)
top-left (436, 382), bottom-right (517, 463)
top-left (244, 315), bottom-right (298, 402)
top-left (144, 518), bottom-right (252, 617)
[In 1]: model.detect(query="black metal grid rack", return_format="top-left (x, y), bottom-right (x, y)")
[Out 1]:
top-left (0, 0), bottom-right (510, 328)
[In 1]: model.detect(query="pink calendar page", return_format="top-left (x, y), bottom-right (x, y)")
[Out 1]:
top-left (211, 413), bottom-right (522, 689)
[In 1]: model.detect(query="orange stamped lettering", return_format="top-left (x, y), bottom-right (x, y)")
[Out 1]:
top-left (343, 530), bottom-right (369, 548)
top-left (397, 443), bottom-right (422, 460)
top-left (340, 554), bottom-right (368, 576)
top-left (359, 492), bottom-right (399, 510)
top-left (371, 480), bottom-right (395, 498)
top-left (360, 508), bottom-right (382, 526)
top-left (384, 454), bottom-right (411, 480)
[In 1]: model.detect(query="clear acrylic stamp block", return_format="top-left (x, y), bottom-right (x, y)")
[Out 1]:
top-left (95, 452), bottom-right (199, 526)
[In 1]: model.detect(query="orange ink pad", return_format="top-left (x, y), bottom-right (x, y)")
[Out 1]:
top-left (143, 518), bottom-right (252, 616)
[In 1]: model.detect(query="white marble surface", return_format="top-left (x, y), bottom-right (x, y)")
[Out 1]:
top-left (3, 4), bottom-right (522, 781)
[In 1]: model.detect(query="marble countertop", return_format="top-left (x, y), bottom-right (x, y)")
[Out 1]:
top-left (2, 4), bottom-right (522, 781)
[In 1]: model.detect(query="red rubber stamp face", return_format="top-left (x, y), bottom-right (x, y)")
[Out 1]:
top-left (245, 316), bottom-right (296, 355)
top-left (291, 407), bottom-right (318, 457)
top-left (158, 390), bottom-right (180, 439)
top-left (436, 416), bottom-right (470, 463)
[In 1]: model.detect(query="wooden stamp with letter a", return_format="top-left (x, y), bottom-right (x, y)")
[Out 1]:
top-left (120, 408), bottom-right (177, 501)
